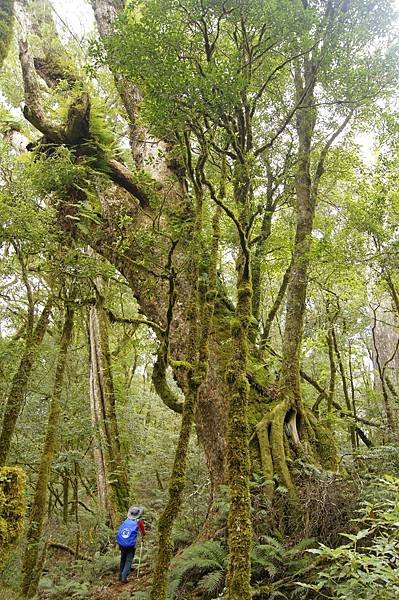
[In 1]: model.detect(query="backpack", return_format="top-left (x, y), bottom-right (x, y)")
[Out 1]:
top-left (115, 518), bottom-right (139, 548)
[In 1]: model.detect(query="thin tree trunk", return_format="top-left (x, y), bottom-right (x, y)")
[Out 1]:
top-left (88, 291), bottom-right (131, 525)
top-left (0, 297), bottom-right (53, 466)
top-left (225, 161), bottom-right (253, 600)
top-left (90, 300), bottom-right (130, 515)
top-left (348, 342), bottom-right (358, 447)
top-left (260, 261), bottom-right (292, 348)
top-left (371, 306), bottom-right (396, 438)
top-left (62, 470), bottom-right (69, 525)
top-left (89, 310), bottom-right (114, 527)
top-left (21, 306), bottom-right (74, 598)
top-left (332, 329), bottom-right (357, 450)
top-left (74, 461), bottom-right (81, 559)
top-left (326, 327), bottom-right (336, 413)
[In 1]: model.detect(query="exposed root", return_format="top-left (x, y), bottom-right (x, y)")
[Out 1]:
top-left (256, 401), bottom-right (297, 502)
top-left (255, 400), bottom-right (339, 506)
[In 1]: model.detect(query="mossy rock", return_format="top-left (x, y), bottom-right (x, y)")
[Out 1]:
top-left (0, 467), bottom-right (26, 566)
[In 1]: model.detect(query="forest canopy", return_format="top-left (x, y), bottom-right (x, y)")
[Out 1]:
top-left (2, 1), bottom-right (399, 599)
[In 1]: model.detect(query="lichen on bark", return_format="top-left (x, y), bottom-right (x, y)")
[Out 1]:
top-left (0, 466), bottom-right (26, 567)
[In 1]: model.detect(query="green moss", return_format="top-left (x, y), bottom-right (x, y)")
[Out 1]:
top-left (89, 98), bottom-right (116, 152)
top-left (0, 467), bottom-right (26, 566)
top-left (314, 419), bottom-right (339, 472)
top-left (0, 1), bottom-right (15, 69)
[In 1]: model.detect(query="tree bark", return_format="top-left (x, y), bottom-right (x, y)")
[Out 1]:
top-left (0, 0), bottom-right (15, 68)
top-left (21, 306), bottom-right (74, 598)
top-left (150, 199), bottom-right (220, 600)
top-left (88, 300), bottom-right (129, 525)
top-left (0, 297), bottom-right (53, 466)
top-left (0, 466), bottom-right (26, 566)
top-left (225, 163), bottom-right (253, 600)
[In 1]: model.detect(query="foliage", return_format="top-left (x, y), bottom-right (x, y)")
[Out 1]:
top-left (3, 0), bottom-right (399, 599)
top-left (39, 575), bottom-right (90, 599)
top-left (169, 540), bottom-right (226, 599)
top-left (252, 535), bottom-right (315, 583)
top-left (296, 476), bottom-right (399, 600)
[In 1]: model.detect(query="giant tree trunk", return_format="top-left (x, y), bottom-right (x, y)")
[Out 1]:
top-left (0, 297), bottom-right (53, 466)
top-left (21, 306), bottom-right (74, 598)
top-left (150, 196), bottom-right (220, 600)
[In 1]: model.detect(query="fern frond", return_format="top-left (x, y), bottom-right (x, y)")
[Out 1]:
top-left (270, 591), bottom-right (289, 599)
top-left (287, 538), bottom-right (316, 557)
top-left (169, 540), bottom-right (227, 597)
top-left (252, 542), bottom-right (284, 563)
top-left (260, 536), bottom-right (285, 554)
top-left (198, 569), bottom-right (225, 594)
top-left (131, 592), bottom-right (150, 600)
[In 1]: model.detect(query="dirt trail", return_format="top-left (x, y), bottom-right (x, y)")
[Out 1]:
top-left (91, 567), bottom-right (152, 599)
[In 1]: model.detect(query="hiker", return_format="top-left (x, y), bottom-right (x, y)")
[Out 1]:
top-left (115, 505), bottom-right (145, 583)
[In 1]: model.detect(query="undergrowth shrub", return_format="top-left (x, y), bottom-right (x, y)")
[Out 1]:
top-left (39, 575), bottom-right (90, 599)
top-left (294, 460), bottom-right (358, 545)
top-left (169, 540), bottom-right (226, 599)
top-left (168, 535), bottom-right (317, 599)
top-left (296, 475), bottom-right (399, 600)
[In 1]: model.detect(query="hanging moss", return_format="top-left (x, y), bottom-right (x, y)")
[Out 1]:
top-left (0, 466), bottom-right (26, 566)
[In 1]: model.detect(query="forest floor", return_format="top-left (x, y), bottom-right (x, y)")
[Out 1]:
top-left (89, 565), bottom-right (152, 599)
top-left (0, 566), bottom-right (152, 600)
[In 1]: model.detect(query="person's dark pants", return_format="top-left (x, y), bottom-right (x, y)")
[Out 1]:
top-left (119, 545), bottom-right (136, 582)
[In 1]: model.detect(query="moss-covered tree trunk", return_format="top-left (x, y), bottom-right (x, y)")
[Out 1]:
top-left (225, 163), bottom-right (253, 600)
top-left (0, 466), bottom-right (26, 566)
top-left (89, 335), bottom-right (112, 526)
top-left (150, 382), bottom-right (200, 600)
top-left (279, 59), bottom-right (316, 415)
top-left (88, 300), bottom-right (129, 524)
top-left (256, 60), bottom-right (317, 503)
top-left (21, 306), bottom-right (74, 598)
top-left (150, 198), bottom-right (220, 600)
top-left (0, 297), bottom-right (53, 466)
top-left (0, 0), bottom-right (15, 69)
top-left (255, 55), bottom-right (347, 506)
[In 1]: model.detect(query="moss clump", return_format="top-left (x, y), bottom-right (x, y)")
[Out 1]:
top-left (0, 1), bottom-right (15, 69)
top-left (313, 419), bottom-right (339, 472)
top-left (0, 466), bottom-right (26, 566)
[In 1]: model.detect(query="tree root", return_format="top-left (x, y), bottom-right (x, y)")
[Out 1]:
top-left (255, 400), bottom-right (339, 504)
